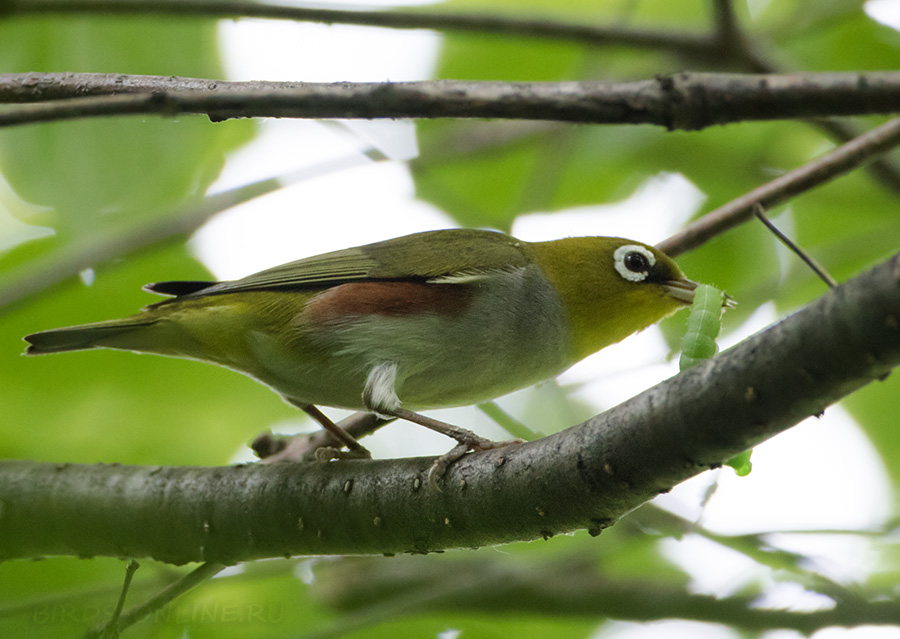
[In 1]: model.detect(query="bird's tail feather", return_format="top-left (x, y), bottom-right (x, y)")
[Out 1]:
top-left (23, 318), bottom-right (158, 355)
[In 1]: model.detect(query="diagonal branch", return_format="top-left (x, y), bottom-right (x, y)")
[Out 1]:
top-left (657, 117), bottom-right (900, 256)
top-left (3, 71), bottom-right (900, 129)
top-left (1, 252), bottom-right (897, 563)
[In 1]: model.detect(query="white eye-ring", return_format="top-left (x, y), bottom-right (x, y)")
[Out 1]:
top-left (614, 245), bottom-right (656, 282)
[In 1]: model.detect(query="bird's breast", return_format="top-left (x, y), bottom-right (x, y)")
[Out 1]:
top-left (254, 266), bottom-right (574, 409)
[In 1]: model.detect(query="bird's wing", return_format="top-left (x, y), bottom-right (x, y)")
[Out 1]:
top-left (154, 229), bottom-right (530, 298)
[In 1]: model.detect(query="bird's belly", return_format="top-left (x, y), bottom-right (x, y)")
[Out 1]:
top-left (250, 332), bottom-right (570, 411)
top-left (246, 290), bottom-right (571, 410)
top-left (394, 333), bottom-right (571, 408)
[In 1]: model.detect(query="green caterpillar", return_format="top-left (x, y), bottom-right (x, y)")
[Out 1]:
top-left (679, 284), bottom-right (724, 371)
top-left (679, 284), bottom-right (751, 476)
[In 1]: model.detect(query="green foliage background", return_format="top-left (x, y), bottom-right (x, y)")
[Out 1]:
top-left (1, 1), bottom-right (899, 637)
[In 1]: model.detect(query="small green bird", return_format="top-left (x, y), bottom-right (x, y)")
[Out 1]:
top-left (24, 229), bottom-right (698, 480)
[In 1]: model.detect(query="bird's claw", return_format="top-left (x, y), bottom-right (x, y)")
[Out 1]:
top-left (427, 435), bottom-right (524, 491)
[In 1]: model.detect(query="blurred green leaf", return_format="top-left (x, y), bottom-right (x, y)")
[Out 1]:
top-left (0, 13), bottom-right (260, 468)
top-left (0, 17), bottom-right (252, 235)
top-left (779, 9), bottom-right (900, 71)
top-left (843, 374), bottom-right (900, 492)
top-left (337, 614), bottom-right (599, 639)
top-left (0, 557), bottom-right (181, 639)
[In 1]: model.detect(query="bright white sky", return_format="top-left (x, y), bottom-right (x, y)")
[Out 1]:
top-left (191, 2), bottom-right (900, 637)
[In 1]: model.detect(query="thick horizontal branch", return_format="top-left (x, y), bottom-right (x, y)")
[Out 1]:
top-left (3, 71), bottom-right (900, 129)
top-left (0, 0), bottom-right (717, 56)
top-left (1, 253), bottom-right (898, 564)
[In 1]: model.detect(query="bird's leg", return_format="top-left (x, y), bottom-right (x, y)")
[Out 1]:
top-left (288, 400), bottom-right (373, 461)
top-left (363, 362), bottom-right (522, 488)
top-left (391, 406), bottom-right (522, 488)
top-left (255, 412), bottom-right (391, 463)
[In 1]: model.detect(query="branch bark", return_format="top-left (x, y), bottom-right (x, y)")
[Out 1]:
top-left (1, 252), bottom-right (898, 564)
top-left (3, 71), bottom-right (900, 129)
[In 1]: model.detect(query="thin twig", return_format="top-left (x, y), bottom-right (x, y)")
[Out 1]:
top-left (657, 117), bottom-right (900, 257)
top-left (0, 0), bottom-right (718, 56)
top-left (711, 0), bottom-right (740, 46)
top-left (84, 562), bottom-right (227, 638)
top-left (753, 204), bottom-right (838, 288)
top-left (99, 560), bottom-right (140, 639)
top-left (707, 0), bottom-right (769, 72)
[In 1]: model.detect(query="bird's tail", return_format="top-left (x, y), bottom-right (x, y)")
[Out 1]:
top-left (23, 317), bottom-right (158, 355)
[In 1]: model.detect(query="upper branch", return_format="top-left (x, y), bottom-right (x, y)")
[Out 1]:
top-left (0, 0), bottom-right (717, 56)
top-left (2, 71), bottom-right (900, 129)
top-left (1, 252), bottom-right (898, 563)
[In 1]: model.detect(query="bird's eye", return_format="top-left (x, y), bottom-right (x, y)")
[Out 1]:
top-left (613, 244), bottom-right (657, 283)
top-left (623, 251), bottom-right (650, 273)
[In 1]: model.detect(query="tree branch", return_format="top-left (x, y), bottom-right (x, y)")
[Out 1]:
top-left (813, 117), bottom-right (900, 193)
top-left (3, 71), bottom-right (900, 129)
top-left (1, 252), bottom-right (898, 564)
top-left (83, 562), bottom-right (226, 639)
top-left (0, 0), bottom-right (717, 56)
top-left (310, 554), bottom-right (900, 634)
top-left (657, 117), bottom-right (900, 257)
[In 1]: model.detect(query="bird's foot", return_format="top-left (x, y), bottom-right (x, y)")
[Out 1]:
top-left (428, 432), bottom-right (523, 491)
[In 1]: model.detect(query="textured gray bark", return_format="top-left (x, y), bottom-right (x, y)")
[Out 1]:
top-left (3, 71), bottom-right (900, 128)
